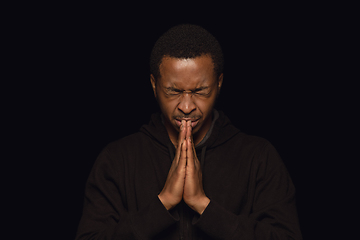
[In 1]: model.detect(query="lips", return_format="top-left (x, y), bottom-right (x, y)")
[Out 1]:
top-left (175, 118), bottom-right (200, 128)
top-left (190, 119), bottom-right (199, 128)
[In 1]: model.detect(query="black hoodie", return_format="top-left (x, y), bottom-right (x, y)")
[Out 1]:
top-left (75, 111), bottom-right (302, 240)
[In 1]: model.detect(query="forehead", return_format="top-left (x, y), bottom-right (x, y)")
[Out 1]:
top-left (159, 55), bottom-right (216, 88)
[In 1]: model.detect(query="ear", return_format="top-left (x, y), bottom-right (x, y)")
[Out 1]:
top-left (217, 73), bottom-right (224, 92)
top-left (150, 74), bottom-right (157, 98)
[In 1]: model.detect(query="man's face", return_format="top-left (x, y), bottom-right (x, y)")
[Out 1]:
top-left (151, 55), bottom-right (223, 145)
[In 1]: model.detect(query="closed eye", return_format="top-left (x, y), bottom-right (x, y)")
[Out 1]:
top-left (193, 87), bottom-right (211, 96)
top-left (164, 87), bottom-right (182, 96)
top-left (163, 86), bottom-right (211, 97)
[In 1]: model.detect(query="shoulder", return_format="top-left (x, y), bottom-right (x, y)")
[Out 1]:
top-left (231, 131), bottom-right (272, 150)
top-left (91, 132), bottom-right (149, 172)
top-left (230, 132), bottom-right (282, 165)
top-left (104, 132), bottom-right (148, 156)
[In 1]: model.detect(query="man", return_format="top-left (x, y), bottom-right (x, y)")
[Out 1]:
top-left (76, 24), bottom-right (302, 239)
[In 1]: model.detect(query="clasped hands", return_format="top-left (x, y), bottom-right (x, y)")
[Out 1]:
top-left (158, 120), bottom-right (210, 215)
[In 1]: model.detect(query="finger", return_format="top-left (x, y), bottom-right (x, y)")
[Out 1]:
top-left (187, 121), bottom-right (194, 158)
top-left (188, 123), bottom-right (196, 158)
top-left (184, 121), bottom-right (193, 147)
top-left (185, 120), bottom-right (191, 141)
top-left (174, 120), bottom-right (186, 161)
top-left (186, 128), bottom-right (196, 169)
top-left (187, 122), bottom-right (200, 169)
top-left (189, 139), bottom-right (199, 172)
top-left (179, 131), bottom-right (187, 167)
top-left (179, 120), bottom-right (187, 143)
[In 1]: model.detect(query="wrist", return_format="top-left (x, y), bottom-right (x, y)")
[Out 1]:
top-left (193, 196), bottom-right (210, 215)
top-left (158, 193), bottom-right (176, 211)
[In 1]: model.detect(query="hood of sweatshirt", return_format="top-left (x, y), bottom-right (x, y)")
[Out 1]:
top-left (139, 110), bottom-right (241, 165)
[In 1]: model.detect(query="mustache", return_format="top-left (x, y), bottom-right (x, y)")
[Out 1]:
top-left (173, 114), bottom-right (202, 120)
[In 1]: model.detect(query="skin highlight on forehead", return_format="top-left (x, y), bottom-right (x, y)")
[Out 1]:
top-left (158, 55), bottom-right (216, 90)
top-left (160, 54), bottom-right (215, 74)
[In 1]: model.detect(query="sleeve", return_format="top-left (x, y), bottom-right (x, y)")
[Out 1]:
top-left (75, 147), bottom-right (179, 240)
top-left (192, 142), bottom-right (303, 240)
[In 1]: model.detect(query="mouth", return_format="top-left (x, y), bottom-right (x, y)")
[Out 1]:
top-left (175, 118), bottom-right (200, 129)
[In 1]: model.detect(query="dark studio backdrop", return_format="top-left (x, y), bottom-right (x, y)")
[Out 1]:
top-left (14, 2), bottom-right (354, 239)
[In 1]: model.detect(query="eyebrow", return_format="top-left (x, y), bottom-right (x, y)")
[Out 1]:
top-left (164, 87), bottom-right (181, 92)
top-left (194, 86), bottom-right (209, 91)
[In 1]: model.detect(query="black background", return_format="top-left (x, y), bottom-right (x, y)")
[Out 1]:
top-left (7, 2), bottom-right (355, 239)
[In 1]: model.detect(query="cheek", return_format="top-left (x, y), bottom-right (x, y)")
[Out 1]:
top-left (194, 96), bottom-right (217, 115)
top-left (157, 95), bottom-right (178, 115)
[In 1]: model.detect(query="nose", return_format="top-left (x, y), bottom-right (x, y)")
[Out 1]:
top-left (177, 92), bottom-right (196, 115)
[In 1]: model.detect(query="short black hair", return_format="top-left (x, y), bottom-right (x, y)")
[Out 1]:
top-left (150, 24), bottom-right (224, 80)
